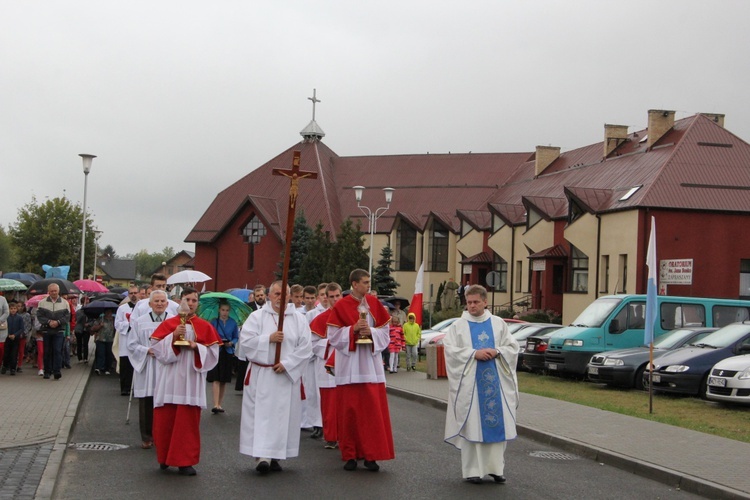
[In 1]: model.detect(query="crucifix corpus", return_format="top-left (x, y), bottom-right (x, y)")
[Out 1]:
top-left (272, 150), bottom-right (317, 363)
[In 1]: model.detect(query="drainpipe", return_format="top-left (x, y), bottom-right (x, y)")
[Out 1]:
top-left (510, 224), bottom-right (516, 307)
top-left (213, 242), bottom-right (220, 292)
top-left (595, 214), bottom-right (602, 299)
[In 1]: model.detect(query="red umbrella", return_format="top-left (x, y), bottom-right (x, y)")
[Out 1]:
top-left (26, 294), bottom-right (48, 309)
top-left (74, 279), bottom-right (109, 293)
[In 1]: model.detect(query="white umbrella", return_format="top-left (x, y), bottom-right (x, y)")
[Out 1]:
top-left (166, 270), bottom-right (212, 285)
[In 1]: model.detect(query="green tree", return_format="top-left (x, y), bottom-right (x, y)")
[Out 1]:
top-left (331, 219), bottom-right (369, 288)
top-left (101, 244), bottom-right (117, 259)
top-left (275, 212), bottom-right (313, 284)
top-left (372, 245), bottom-right (399, 296)
top-left (9, 196), bottom-right (96, 279)
top-left (127, 246), bottom-right (176, 280)
top-left (0, 226), bottom-right (18, 272)
top-left (298, 222), bottom-right (334, 286)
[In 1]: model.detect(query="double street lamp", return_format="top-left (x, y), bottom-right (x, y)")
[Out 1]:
top-left (353, 186), bottom-right (395, 276)
top-left (79, 154), bottom-right (96, 281)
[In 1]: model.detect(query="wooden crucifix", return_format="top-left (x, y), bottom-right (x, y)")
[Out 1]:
top-left (272, 150), bottom-right (317, 363)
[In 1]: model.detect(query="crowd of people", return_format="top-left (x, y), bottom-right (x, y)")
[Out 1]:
top-left (0, 271), bottom-right (519, 485)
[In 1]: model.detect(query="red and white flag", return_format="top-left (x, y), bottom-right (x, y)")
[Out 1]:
top-left (410, 263), bottom-right (424, 326)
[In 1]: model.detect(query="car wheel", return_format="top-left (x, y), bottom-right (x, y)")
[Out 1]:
top-left (699, 374), bottom-right (709, 400)
top-left (634, 365), bottom-right (649, 391)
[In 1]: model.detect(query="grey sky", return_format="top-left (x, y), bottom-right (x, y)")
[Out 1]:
top-left (2, 1), bottom-right (749, 258)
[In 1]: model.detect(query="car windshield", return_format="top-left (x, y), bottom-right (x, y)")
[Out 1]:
top-left (691, 324), bottom-right (750, 348)
top-left (569, 298), bottom-right (622, 328)
top-left (654, 329), bottom-right (710, 349)
top-left (507, 323), bottom-right (527, 334)
top-left (427, 318), bottom-right (456, 332)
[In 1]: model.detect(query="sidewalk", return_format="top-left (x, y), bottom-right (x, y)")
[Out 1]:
top-left (0, 359), bottom-right (91, 499)
top-left (385, 370), bottom-right (750, 500)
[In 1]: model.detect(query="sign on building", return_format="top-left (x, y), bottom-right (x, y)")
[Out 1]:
top-left (660, 259), bottom-right (693, 285)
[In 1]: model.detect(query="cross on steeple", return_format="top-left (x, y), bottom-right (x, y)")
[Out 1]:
top-left (308, 89), bottom-right (321, 121)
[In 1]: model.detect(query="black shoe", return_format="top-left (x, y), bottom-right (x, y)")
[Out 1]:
top-left (178, 466), bottom-right (197, 476)
top-left (256, 460), bottom-right (270, 474)
top-left (216, 407), bottom-right (225, 413)
top-left (490, 474), bottom-right (506, 484)
top-left (94, 369), bottom-right (101, 375)
top-left (324, 441), bottom-right (337, 449)
top-left (16, 368), bottom-right (22, 373)
top-left (270, 460), bottom-right (282, 472)
top-left (1, 367), bottom-right (6, 374)
top-left (310, 427), bottom-right (322, 439)
top-left (363, 460), bottom-right (380, 472)
top-left (160, 463), bottom-right (169, 470)
top-left (211, 407), bottom-right (219, 414)
top-left (121, 391), bottom-right (129, 396)
top-left (54, 373), bottom-right (62, 380)
top-left (344, 459), bottom-right (357, 471)
top-left (10, 370), bottom-right (15, 376)
top-left (43, 375), bottom-right (50, 380)
top-left (466, 477), bottom-right (483, 484)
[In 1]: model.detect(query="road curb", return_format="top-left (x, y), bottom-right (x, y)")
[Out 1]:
top-left (35, 367), bottom-right (92, 500)
top-left (386, 385), bottom-right (750, 500)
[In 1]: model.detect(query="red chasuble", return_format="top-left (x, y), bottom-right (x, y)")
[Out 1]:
top-left (310, 308), bottom-right (333, 338)
top-left (151, 315), bottom-right (221, 363)
top-left (327, 294), bottom-right (391, 352)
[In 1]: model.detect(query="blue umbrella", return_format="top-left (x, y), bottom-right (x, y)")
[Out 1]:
top-left (198, 292), bottom-right (252, 325)
top-left (227, 288), bottom-right (252, 303)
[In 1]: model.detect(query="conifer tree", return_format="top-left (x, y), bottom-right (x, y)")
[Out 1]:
top-left (298, 221), bottom-right (334, 286)
top-left (372, 245), bottom-right (399, 296)
top-left (331, 219), bottom-right (368, 288)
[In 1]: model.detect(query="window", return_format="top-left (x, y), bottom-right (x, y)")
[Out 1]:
top-left (609, 301), bottom-right (645, 334)
top-left (600, 255), bottom-right (609, 293)
top-left (428, 221), bottom-right (449, 272)
top-left (493, 253), bottom-right (508, 292)
top-left (492, 215), bottom-right (505, 233)
top-left (569, 201), bottom-right (584, 224)
top-left (396, 224), bottom-right (417, 271)
top-left (660, 302), bottom-right (706, 330)
top-left (570, 245), bottom-right (589, 292)
top-left (713, 306), bottom-right (750, 327)
top-left (618, 254), bottom-right (628, 293)
top-left (741, 260), bottom-right (750, 299)
top-left (515, 261), bottom-right (523, 293)
top-left (527, 208), bottom-right (542, 229)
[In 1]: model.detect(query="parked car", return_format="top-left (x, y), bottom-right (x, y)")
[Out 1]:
top-left (419, 318), bottom-right (459, 353)
top-left (587, 327), bottom-right (717, 389)
top-left (517, 324), bottom-right (564, 372)
top-left (705, 354), bottom-right (750, 405)
top-left (644, 322), bottom-right (750, 398)
top-left (428, 320), bottom-right (531, 348)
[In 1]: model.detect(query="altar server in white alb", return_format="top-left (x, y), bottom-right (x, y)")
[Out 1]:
top-left (239, 280), bottom-right (312, 475)
top-left (127, 290), bottom-right (173, 450)
top-left (443, 284), bottom-right (519, 485)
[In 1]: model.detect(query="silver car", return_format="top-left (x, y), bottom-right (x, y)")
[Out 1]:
top-left (706, 354), bottom-right (750, 405)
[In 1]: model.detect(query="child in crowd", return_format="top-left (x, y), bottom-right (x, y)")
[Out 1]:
top-left (2, 301), bottom-right (24, 375)
top-left (388, 318), bottom-right (405, 374)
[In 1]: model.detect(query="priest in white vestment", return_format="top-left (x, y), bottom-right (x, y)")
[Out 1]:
top-left (443, 285), bottom-right (519, 485)
top-left (239, 281), bottom-right (312, 474)
top-left (127, 290), bottom-right (173, 449)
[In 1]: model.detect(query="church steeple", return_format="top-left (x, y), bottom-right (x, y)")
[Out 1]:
top-left (300, 88), bottom-right (326, 142)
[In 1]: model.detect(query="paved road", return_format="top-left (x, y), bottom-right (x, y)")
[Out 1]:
top-left (54, 375), bottom-right (702, 499)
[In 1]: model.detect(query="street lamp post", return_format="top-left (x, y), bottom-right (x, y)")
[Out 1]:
top-left (79, 154), bottom-right (96, 280)
top-left (92, 230), bottom-right (103, 280)
top-left (353, 186), bottom-right (395, 276)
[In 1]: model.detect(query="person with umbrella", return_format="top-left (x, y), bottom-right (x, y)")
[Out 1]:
top-left (203, 300), bottom-right (240, 414)
top-left (36, 283), bottom-right (71, 380)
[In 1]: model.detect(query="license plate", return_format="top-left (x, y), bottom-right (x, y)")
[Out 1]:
top-left (589, 367), bottom-right (598, 375)
top-left (548, 363), bottom-right (557, 370)
top-left (652, 374), bottom-right (661, 383)
top-left (708, 377), bottom-right (727, 387)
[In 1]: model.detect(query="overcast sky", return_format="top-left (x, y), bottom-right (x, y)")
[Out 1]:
top-left (2, 1), bottom-right (749, 259)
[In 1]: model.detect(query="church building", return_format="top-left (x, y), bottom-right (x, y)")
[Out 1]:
top-left (186, 100), bottom-right (750, 323)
